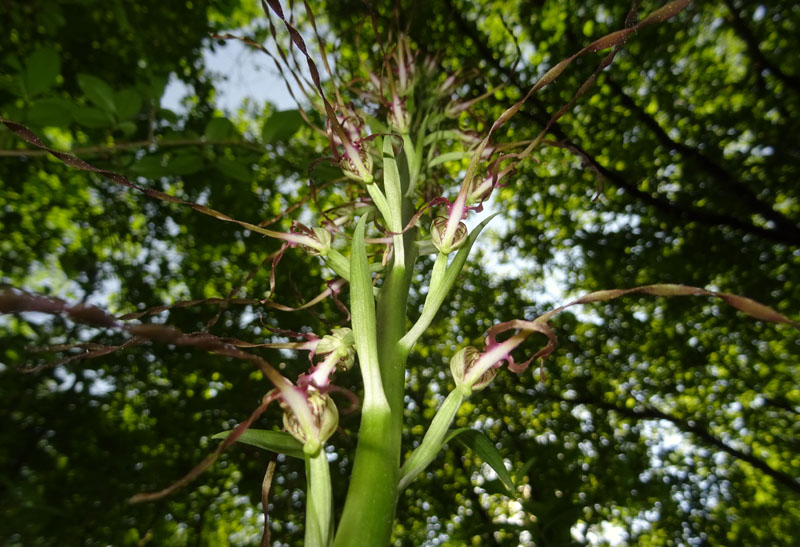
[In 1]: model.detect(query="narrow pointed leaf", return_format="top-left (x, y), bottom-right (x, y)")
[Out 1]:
top-left (446, 428), bottom-right (514, 494)
top-left (212, 429), bottom-right (304, 459)
top-left (350, 212), bottom-right (384, 403)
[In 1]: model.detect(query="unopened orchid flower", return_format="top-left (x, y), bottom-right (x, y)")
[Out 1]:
top-left (281, 387), bottom-right (339, 456)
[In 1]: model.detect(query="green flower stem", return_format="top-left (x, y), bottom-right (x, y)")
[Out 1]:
top-left (305, 449), bottom-right (333, 547)
top-left (334, 213), bottom-right (397, 546)
top-left (398, 386), bottom-right (470, 491)
top-left (382, 136), bottom-right (406, 268)
top-left (334, 138), bottom-right (419, 546)
top-left (402, 132), bottom-right (421, 194)
top-left (399, 214), bottom-right (497, 354)
top-left (365, 182), bottom-right (393, 232)
top-left (333, 407), bottom-right (396, 546)
top-left (376, 134), bottom-right (418, 423)
top-left (399, 252), bottom-right (447, 351)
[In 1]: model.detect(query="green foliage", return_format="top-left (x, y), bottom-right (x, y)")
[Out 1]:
top-left (1, 0), bottom-right (799, 546)
top-left (261, 109), bottom-right (304, 143)
top-left (213, 429), bottom-right (305, 459)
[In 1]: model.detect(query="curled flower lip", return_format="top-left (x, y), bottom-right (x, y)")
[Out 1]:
top-left (452, 320), bottom-right (556, 389)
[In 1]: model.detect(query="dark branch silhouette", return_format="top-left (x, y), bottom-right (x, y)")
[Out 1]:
top-left (722, 0), bottom-right (800, 96)
top-left (444, 0), bottom-right (800, 247)
top-left (536, 390), bottom-right (800, 495)
top-left (605, 76), bottom-right (800, 240)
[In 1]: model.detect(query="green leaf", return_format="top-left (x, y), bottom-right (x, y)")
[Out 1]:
top-left (148, 74), bottom-right (168, 100)
top-left (261, 109), bottom-right (303, 143)
top-left (350, 212), bottom-right (383, 402)
top-left (118, 121), bottom-right (137, 136)
top-left (77, 74), bottom-right (117, 114)
top-left (482, 477), bottom-right (513, 497)
top-left (27, 98), bottom-right (72, 127)
top-left (214, 157), bottom-right (252, 182)
top-left (446, 428), bottom-right (514, 494)
top-left (129, 155), bottom-right (169, 178)
top-left (24, 47), bottom-right (61, 97)
top-left (204, 117), bottom-right (240, 141)
top-left (212, 429), bottom-right (304, 459)
top-left (158, 107), bottom-right (179, 124)
top-left (71, 105), bottom-right (114, 128)
top-left (114, 89), bottom-right (142, 121)
top-left (167, 152), bottom-right (204, 175)
top-left (515, 457), bottom-right (536, 487)
top-left (428, 151), bottom-right (469, 169)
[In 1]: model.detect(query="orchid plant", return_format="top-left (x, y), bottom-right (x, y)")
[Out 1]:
top-left (2, 0), bottom-right (799, 545)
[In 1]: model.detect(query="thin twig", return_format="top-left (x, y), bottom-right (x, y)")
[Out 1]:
top-left (0, 138), bottom-right (265, 158)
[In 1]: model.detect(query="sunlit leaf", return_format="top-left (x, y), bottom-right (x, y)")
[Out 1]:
top-left (261, 109), bottom-right (303, 142)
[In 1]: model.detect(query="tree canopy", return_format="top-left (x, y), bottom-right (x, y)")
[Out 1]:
top-left (1, 0), bottom-right (799, 545)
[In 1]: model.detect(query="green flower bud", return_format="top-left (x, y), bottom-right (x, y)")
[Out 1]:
top-left (430, 216), bottom-right (468, 254)
top-left (315, 327), bottom-right (356, 371)
top-left (282, 390), bottom-right (339, 456)
top-left (450, 346), bottom-right (497, 393)
top-left (339, 147), bottom-right (374, 184)
top-left (303, 227), bottom-right (333, 256)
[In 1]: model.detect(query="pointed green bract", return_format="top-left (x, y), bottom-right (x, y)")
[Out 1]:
top-left (446, 428), bottom-right (514, 495)
top-left (211, 429), bottom-right (304, 459)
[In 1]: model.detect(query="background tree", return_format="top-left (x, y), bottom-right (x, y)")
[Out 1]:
top-left (1, 0), bottom-right (798, 545)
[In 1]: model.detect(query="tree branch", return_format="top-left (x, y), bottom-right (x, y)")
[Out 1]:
top-left (0, 138), bottom-right (265, 158)
top-left (722, 0), bottom-right (800, 96)
top-left (444, 0), bottom-right (800, 247)
top-left (605, 76), bottom-right (800, 241)
top-left (537, 390), bottom-right (800, 495)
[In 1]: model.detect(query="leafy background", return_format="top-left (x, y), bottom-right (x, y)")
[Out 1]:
top-left (1, 0), bottom-right (798, 545)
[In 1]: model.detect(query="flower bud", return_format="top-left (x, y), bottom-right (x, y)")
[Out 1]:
top-left (339, 144), bottom-right (374, 184)
top-left (315, 327), bottom-right (356, 371)
top-left (450, 346), bottom-right (497, 393)
top-left (469, 176), bottom-right (493, 205)
top-left (282, 389), bottom-right (339, 456)
top-left (430, 216), bottom-right (468, 254)
top-left (388, 91), bottom-right (410, 133)
top-left (302, 227), bottom-right (333, 256)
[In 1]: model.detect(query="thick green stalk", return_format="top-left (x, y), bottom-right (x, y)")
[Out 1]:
top-left (334, 214), bottom-right (397, 546)
top-left (377, 136), bottom-right (417, 407)
top-left (333, 138), bottom-right (417, 546)
top-left (332, 406), bottom-right (396, 546)
top-left (305, 450), bottom-right (333, 547)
